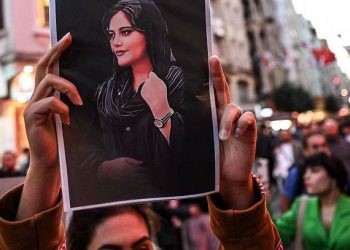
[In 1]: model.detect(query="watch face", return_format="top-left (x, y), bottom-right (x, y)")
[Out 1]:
top-left (154, 119), bottom-right (164, 128)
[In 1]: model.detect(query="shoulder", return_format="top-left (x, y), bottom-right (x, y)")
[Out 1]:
top-left (164, 65), bottom-right (185, 90)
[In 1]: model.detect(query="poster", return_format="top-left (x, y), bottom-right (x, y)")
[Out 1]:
top-left (50, 0), bottom-right (218, 211)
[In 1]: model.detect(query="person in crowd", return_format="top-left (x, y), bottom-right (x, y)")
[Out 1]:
top-left (279, 132), bottom-right (331, 213)
top-left (340, 118), bottom-right (350, 144)
top-left (273, 129), bottom-right (303, 191)
top-left (0, 34), bottom-right (281, 249)
top-left (256, 124), bottom-right (276, 187)
top-left (276, 152), bottom-right (350, 249)
top-left (322, 118), bottom-right (350, 188)
top-left (67, 204), bottom-right (160, 250)
top-left (152, 200), bottom-right (191, 250)
top-left (0, 151), bottom-right (19, 178)
top-left (182, 198), bottom-right (218, 250)
top-left (18, 148), bottom-right (30, 176)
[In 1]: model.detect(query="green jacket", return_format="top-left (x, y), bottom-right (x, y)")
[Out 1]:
top-left (276, 194), bottom-right (350, 250)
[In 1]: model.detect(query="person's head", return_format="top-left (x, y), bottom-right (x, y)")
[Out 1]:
top-left (1, 151), bottom-right (16, 171)
top-left (102, 0), bottom-right (173, 78)
top-left (279, 129), bottom-right (292, 143)
top-left (303, 152), bottom-right (347, 195)
top-left (322, 118), bottom-right (339, 140)
top-left (341, 119), bottom-right (350, 136)
top-left (302, 132), bottom-right (330, 157)
top-left (67, 204), bottom-right (160, 250)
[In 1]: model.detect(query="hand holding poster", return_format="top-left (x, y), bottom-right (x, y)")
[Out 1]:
top-left (50, 0), bottom-right (218, 211)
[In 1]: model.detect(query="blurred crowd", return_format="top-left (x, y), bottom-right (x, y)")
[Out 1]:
top-left (256, 115), bottom-right (350, 211)
top-left (0, 148), bottom-right (30, 177)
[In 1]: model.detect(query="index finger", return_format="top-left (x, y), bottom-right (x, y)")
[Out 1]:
top-left (209, 56), bottom-right (231, 108)
top-left (35, 33), bottom-right (72, 88)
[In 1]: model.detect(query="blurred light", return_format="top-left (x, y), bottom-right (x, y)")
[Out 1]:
top-left (23, 65), bottom-right (34, 74)
top-left (341, 88), bottom-right (349, 96)
top-left (260, 108), bottom-right (273, 118)
top-left (297, 111), bottom-right (313, 125)
top-left (348, 97), bottom-right (350, 103)
top-left (10, 69), bottom-right (35, 103)
top-left (313, 110), bottom-right (326, 121)
top-left (270, 120), bottom-right (292, 131)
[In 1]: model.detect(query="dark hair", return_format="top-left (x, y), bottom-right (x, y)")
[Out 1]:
top-left (102, 0), bottom-right (174, 78)
top-left (97, 0), bottom-right (175, 119)
top-left (304, 152), bottom-right (347, 191)
top-left (67, 204), bottom-right (160, 250)
top-left (301, 132), bottom-right (325, 149)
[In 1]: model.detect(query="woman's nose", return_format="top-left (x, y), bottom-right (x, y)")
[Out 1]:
top-left (112, 36), bottom-right (122, 46)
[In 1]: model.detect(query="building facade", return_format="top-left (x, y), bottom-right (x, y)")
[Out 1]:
top-left (0, 0), bottom-right (50, 155)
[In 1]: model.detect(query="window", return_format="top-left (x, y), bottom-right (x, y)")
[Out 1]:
top-left (238, 80), bottom-right (249, 103)
top-left (0, 0), bottom-right (4, 30)
top-left (37, 0), bottom-right (49, 27)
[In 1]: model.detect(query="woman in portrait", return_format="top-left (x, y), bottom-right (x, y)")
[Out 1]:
top-left (94, 0), bottom-right (186, 198)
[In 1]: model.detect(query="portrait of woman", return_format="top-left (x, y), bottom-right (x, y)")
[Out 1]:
top-left (94, 0), bottom-right (187, 199)
top-left (53, 0), bottom-right (215, 209)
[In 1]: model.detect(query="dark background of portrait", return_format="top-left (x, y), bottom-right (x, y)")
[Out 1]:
top-left (55, 0), bottom-right (215, 208)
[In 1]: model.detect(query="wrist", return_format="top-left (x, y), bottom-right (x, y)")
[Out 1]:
top-left (219, 174), bottom-right (257, 210)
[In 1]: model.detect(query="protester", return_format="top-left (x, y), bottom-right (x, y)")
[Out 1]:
top-left (0, 34), bottom-right (281, 249)
top-left (276, 152), bottom-right (350, 249)
top-left (279, 132), bottom-right (331, 213)
top-left (0, 151), bottom-right (19, 178)
top-left (273, 129), bottom-right (303, 191)
top-left (322, 118), bottom-right (350, 189)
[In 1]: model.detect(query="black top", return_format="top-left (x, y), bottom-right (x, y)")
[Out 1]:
top-left (95, 65), bottom-right (186, 198)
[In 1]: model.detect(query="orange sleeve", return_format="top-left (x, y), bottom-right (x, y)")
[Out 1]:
top-left (0, 184), bottom-right (65, 250)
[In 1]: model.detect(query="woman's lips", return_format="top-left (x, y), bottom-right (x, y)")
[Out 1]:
top-left (115, 50), bottom-right (126, 56)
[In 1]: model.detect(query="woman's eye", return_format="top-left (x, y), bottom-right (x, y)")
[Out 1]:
top-left (108, 32), bottom-right (115, 40)
top-left (121, 29), bottom-right (133, 36)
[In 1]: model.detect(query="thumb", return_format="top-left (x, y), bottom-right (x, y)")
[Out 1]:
top-left (148, 71), bottom-right (158, 78)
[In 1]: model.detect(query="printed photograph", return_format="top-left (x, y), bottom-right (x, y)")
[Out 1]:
top-left (51, 0), bottom-right (218, 210)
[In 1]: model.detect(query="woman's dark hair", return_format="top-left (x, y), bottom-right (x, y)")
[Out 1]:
top-left (102, 0), bottom-right (174, 78)
top-left (97, 0), bottom-right (175, 119)
top-left (67, 204), bottom-right (160, 250)
top-left (304, 152), bottom-right (348, 191)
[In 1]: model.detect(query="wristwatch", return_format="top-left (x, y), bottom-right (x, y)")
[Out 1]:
top-left (154, 109), bottom-right (174, 128)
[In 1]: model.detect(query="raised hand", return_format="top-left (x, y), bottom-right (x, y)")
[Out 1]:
top-left (17, 33), bottom-right (83, 220)
top-left (209, 56), bottom-right (257, 209)
top-left (141, 71), bottom-right (171, 118)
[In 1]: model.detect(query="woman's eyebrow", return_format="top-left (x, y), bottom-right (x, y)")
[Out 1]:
top-left (98, 245), bottom-right (122, 250)
top-left (97, 236), bottom-right (151, 250)
top-left (131, 236), bottom-right (152, 247)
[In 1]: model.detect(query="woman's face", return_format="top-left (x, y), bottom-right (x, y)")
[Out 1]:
top-left (303, 165), bottom-right (334, 195)
top-left (108, 11), bottom-right (149, 68)
top-left (87, 212), bottom-right (154, 250)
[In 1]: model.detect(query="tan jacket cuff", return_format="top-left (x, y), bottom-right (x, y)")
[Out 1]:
top-left (207, 192), bottom-right (269, 238)
top-left (0, 184), bottom-right (64, 250)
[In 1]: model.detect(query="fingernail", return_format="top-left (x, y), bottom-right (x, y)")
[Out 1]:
top-left (61, 116), bottom-right (70, 126)
top-left (74, 95), bottom-right (83, 105)
top-left (234, 127), bottom-right (242, 137)
top-left (59, 32), bottom-right (71, 44)
top-left (219, 129), bottom-right (229, 140)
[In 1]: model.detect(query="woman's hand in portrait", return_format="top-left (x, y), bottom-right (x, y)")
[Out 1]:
top-left (141, 72), bottom-right (171, 118)
top-left (209, 55), bottom-right (257, 210)
top-left (17, 33), bottom-right (83, 220)
top-left (98, 157), bottom-right (144, 180)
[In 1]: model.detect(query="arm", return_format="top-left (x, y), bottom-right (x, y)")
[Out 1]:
top-left (0, 33), bottom-right (81, 249)
top-left (207, 56), bottom-right (282, 249)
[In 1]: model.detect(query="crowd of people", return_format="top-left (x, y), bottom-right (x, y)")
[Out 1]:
top-left (0, 148), bottom-right (30, 178)
top-left (255, 116), bottom-right (350, 249)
